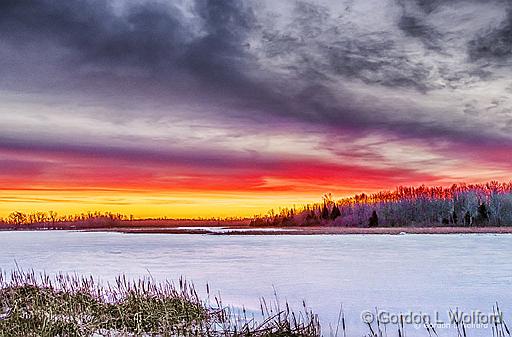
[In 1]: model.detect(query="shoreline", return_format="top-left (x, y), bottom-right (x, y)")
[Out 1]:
top-left (88, 226), bottom-right (512, 235)
top-left (2, 223), bottom-right (512, 235)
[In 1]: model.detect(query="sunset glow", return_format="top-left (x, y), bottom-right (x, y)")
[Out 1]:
top-left (2, 0), bottom-right (512, 218)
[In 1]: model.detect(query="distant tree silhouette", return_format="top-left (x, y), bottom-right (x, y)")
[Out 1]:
top-left (8, 212), bottom-right (27, 226)
top-left (48, 211), bottom-right (58, 224)
top-left (323, 193), bottom-right (333, 205)
top-left (321, 202), bottom-right (330, 220)
top-left (464, 211), bottom-right (472, 226)
top-left (452, 210), bottom-right (458, 225)
top-left (244, 181), bottom-right (512, 227)
top-left (330, 205), bottom-right (341, 220)
top-left (477, 203), bottom-right (489, 224)
top-left (3, 210), bottom-right (129, 226)
top-left (369, 210), bottom-right (379, 227)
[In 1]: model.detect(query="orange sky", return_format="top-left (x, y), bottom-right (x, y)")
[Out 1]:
top-left (2, 127), bottom-right (511, 219)
top-left (0, 147), bottom-right (505, 219)
top-left (0, 189), bottom-right (323, 219)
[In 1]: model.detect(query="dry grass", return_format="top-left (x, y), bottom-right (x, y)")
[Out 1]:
top-left (0, 270), bottom-right (320, 337)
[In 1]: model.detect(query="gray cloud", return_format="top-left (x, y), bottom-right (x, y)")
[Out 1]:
top-left (2, 0), bottom-right (512, 164)
top-left (468, 10), bottom-right (512, 61)
top-left (257, 1), bottom-right (436, 91)
top-left (397, 15), bottom-right (441, 50)
top-left (0, 0), bottom-right (259, 99)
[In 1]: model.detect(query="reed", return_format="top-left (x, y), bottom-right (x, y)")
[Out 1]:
top-left (0, 269), bottom-right (320, 336)
top-left (2, 270), bottom-right (509, 337)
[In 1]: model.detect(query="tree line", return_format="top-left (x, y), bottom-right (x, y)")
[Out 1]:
top-left (0, 211), bottom-right (131, 226)
top-left (250, 181), bottom-right (512, 227)
top-left (0, 211), bottom-right (249, 227)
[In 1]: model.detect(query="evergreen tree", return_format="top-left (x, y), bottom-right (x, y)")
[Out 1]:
top-left (321, 202), bottom-right (329, 220)
top-left (369, 210), bottom-right (379, 227)
top-left (330, 205), bottom-right (341, 220)
top-left (477, 203), bottom-right (489, 223)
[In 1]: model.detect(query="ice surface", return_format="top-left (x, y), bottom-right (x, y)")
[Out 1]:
top-left (1, 231), bottom-right (511, 336)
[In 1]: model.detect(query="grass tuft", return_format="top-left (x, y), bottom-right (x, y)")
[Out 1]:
top-left (0, 270), bottom-right (320, 337)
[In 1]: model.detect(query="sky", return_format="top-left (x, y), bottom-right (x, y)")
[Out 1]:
top-left (1, 0), bottom-right (512, 218)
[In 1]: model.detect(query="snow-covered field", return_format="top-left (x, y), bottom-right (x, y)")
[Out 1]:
top-left (1, 231), bottom-right (511, 336)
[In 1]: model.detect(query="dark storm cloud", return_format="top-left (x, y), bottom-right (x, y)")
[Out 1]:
top-left (396, 0), bottom-right (512, 66)
top-left (468, 10), bottom-right (512, 61)
top-left (397, 15), bottom-right (441, 50)
top-left (394, 0), bottom-right (449, 51)
top-left (410, 0), bottom-right (512, 63)
top-left (413, 0), bottom-right (449, 13)
top-left (1, 0), bottom-right (431, 105)
top-left (324, 38), bottom-right (433, 91)
top-left (0, 0), bottom-right (252, 84)
top-left (0, 1), bottom-right (351, 129)
top-left (0, 0), bottom-right (300, 129)
top-left (261, 1), bottom-right (436, 91)
top-left (2, 0), bottom-right (512, 156)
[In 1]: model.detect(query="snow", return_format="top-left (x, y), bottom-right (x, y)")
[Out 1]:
top-left (1, 231), bottom-right (511, 336)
